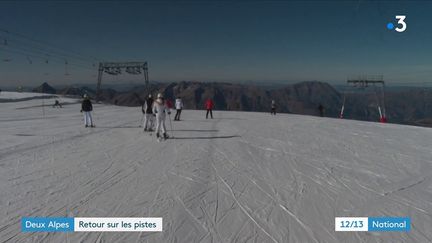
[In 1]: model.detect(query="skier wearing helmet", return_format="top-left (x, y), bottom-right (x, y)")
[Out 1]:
top-left (152, 93), bottom-right (171, 139)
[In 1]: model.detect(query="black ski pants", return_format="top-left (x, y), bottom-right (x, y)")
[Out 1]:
top-left (206, 109), bottom-right (213, 119)
top-left (175, 109), bottom-right (182, 120)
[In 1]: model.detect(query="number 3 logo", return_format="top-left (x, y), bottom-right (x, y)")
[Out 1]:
top-left (395, 15), bottom-right (407, 32)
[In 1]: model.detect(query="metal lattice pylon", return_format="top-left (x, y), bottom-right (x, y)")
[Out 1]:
top-left (96, 62), bottom-right (149, 102)
top-left (339, 75), bottom-right (387, 123)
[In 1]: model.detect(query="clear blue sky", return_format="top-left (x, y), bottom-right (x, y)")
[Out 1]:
top-left (0, 1), bottom-right (431, 87)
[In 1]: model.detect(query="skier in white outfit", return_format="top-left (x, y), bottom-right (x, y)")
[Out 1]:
top-left (174, 97), bottom-right (183, 121)
top-left (152, 93), bottom-right (170, 139)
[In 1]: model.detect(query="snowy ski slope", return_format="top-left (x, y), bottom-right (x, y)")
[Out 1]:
top-left (0, 91), bottom-right (56, 102)
top-left (0, 96), bottom-right (431, 242)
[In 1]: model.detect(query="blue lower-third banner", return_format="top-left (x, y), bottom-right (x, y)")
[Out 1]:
top-left (335, 217), bottom-right (410, 232)
top-left (368, 217), bottom-right (410, 232)
top-left (21, 217), bottom-right (163, 232)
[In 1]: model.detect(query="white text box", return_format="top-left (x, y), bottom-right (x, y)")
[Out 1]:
top-left (74, 217), bottom-right (162, 232)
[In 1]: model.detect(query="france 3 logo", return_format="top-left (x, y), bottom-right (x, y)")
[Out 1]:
top-left (387, 15), bottom-right (406, 32)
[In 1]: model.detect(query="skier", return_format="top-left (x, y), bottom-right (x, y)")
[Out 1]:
top-left (166, 98), bottom-right (173, 109)
top-left (80, 94), bottom-right (94, 127)
top-left (205, 98), bottom-right (214, 119)
top-left (142, 94), bottom-right (154, 131)
top-left (152, 93), bottom-right (171, 139)
top-left (271, 100), bottom-right (276, 115)
top-left (174, 97), bottom-right (183, 121)
top-left (318, 104), bottom-right (324, 117)
top-left (53, 99), bottom-right (62, 108)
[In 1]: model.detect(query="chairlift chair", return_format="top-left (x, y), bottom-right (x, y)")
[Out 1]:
top-left (125, 67), bottom-right (134, 74)
top-left (104, 67), bottom-right (119, 75)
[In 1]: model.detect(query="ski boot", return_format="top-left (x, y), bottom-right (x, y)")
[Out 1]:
top-left (163, 133), bottom-right (169, 139)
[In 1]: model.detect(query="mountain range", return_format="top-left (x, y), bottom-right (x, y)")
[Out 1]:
top-left (38, 81), bottom-right (432, 127)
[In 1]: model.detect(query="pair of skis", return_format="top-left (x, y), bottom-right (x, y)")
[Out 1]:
top-left (156, 135), bottom-right (170, 142)
top-left (159, 113), bottom-right (174, 141)
top-left (142, 129), bottom-right (168, 142)
top-left (142, 113), bottom-right (174, 142)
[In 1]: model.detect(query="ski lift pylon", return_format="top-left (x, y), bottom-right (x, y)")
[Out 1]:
top-left (96, 62), bottom-right (148, 102)
top-left (340, 75), bottom-right (387, 123)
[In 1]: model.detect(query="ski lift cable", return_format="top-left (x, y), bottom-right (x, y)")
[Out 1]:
top-left (3, 43), bottom-right (93, 67)
top-left (1, 46), bottom-right (95, 70)
top-left (3, 35), bottom-right (96, 64)
top-left (3, 43), bottom-right (65, 62)
top-left (0, 28), bottom-right (99, 62)
top-left (0, 35), bottom-right (96, 65)
top-left (0, 43), bottom-right (95, 69)
top-left (0, 46), bottom-right (49, 63)
top-left (386, 81), bottom-right (432, 86)
top-left (0, 46), bottom-right (96, 70)
top-left (0, 28), bottom-right (100, 62)
top-left (344, 81), bottom-right (432, 87)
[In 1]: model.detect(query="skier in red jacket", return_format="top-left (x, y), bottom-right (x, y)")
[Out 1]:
top-left (166, 99), bottom-right (173, 109)
top-left (205, 98), bottom-right (214, 119)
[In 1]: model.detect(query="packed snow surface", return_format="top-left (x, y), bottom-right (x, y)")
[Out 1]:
top-left (0, 91), bottom-right (56, 101)
top-left (1, 96), bottom-right (431, 242)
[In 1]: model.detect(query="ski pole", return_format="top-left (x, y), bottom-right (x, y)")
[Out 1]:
top-left (143, 114), bottom-right (148, 132)
top-left (91, 110), bottom-right (97, 126)
top-left (139, 113), bottom-right (144, 127)
top-left (168, 112), bottom-right (174, 138)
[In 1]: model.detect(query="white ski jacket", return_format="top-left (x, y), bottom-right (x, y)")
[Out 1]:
top-left (175, 98), bottom-right (183, 110)
top-left (152, 98), bottom-right (170, 118)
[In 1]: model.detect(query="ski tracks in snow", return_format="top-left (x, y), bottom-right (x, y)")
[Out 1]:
top-left (2, 101), bottom-right (432, 243)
